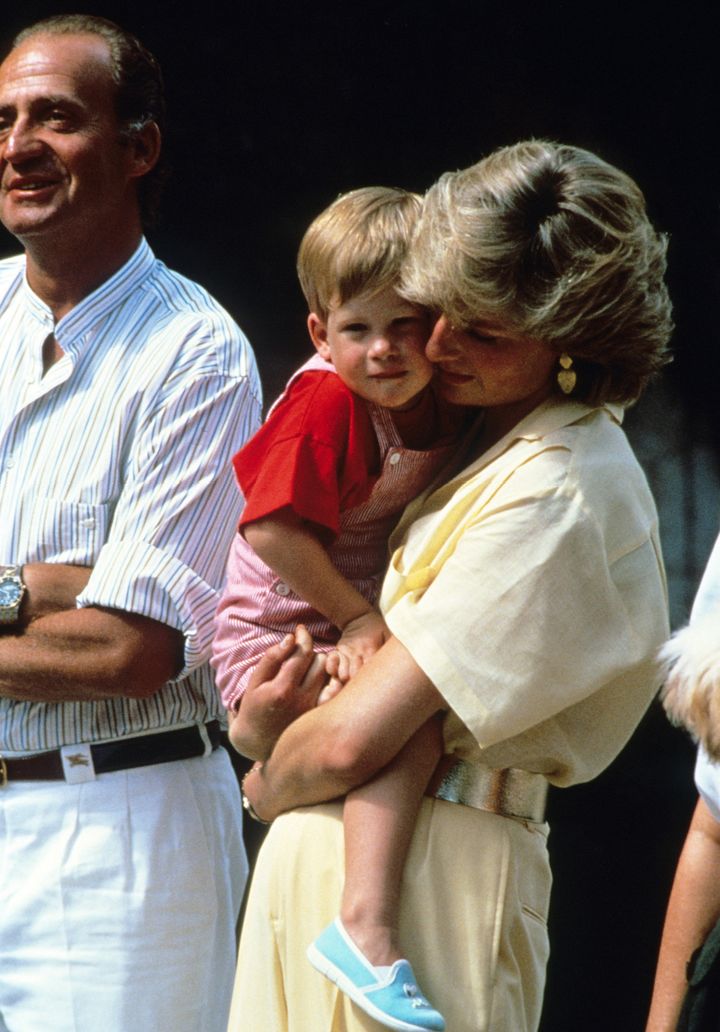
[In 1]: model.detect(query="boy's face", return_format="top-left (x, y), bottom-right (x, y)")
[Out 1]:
top-left (308, 286), bottom-right (433, 410)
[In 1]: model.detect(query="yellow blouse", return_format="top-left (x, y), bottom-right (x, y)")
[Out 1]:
top-left (382, 397), bottom-right (668, 787)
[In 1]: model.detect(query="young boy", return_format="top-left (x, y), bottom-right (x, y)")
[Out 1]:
top-left (213, 187), bottom-right (467, 1032)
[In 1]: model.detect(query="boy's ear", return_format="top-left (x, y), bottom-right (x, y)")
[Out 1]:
top-left (307, 313), bottom-right (332, 361)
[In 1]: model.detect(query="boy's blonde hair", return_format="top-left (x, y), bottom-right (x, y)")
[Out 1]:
top-left (297, 187), bottom-right (422, 319)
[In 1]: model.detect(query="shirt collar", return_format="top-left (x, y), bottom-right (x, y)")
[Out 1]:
top-left (20, 238), bottom-right (156, 346)
top-left (512, 396), bottom-right (624, 439)
top-left (464, 396), bottom-right (625, 474)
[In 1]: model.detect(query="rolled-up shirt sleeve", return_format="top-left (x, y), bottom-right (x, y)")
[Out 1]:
top-left (77, 370), bottom-right (261, 674)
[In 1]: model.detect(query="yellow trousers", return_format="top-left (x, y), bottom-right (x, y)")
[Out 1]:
top-left (230, 796), bottom-right (551, 1032)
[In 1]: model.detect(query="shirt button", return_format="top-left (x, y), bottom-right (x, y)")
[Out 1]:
top-left (81, 517), bottom-right (96, 529)
top-left (389, 452), bottom-right (401, 465)
top-left (275, 582), bottom-right (291, 596)
top-left (5, 457), bottom-right (15, 469)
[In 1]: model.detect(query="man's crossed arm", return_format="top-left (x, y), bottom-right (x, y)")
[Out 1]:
top-left (0, 564), bottom-right (183, 702)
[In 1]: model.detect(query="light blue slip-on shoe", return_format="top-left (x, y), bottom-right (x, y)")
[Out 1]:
top-left (307, 918), bottom-right (445, 1032)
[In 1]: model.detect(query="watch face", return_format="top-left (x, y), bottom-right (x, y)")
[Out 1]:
top-left (0, 582), bottom-right (21, 607)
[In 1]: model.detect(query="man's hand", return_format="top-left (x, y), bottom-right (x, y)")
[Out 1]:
top-left (228, 626), bottom-right (328, 760)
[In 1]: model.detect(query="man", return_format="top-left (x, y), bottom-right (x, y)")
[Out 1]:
top-left (0, 15), bottom-right (261, 1032)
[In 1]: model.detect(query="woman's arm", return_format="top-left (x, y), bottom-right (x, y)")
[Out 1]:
top-left (240, 627), bottom-right (446, 821)
top-left (646, 796), bottom-right (720, 1031)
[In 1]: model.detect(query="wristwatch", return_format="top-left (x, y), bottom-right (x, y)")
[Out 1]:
top-left (0, 565), bottom-right (26, 624)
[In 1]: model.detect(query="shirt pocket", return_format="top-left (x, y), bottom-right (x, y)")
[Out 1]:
top-left (18, 497), bottom-right (110, 565)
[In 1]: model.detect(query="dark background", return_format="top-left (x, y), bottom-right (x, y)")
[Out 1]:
top-left (1, 3), bottom-right (717, 1029)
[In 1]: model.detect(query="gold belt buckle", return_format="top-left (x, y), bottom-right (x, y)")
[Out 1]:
top-left (0, 752), bottom-right (7, 788)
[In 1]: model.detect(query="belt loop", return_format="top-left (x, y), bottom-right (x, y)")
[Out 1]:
top-left (198, 723), bottom-right (212, 757)
top-left (0, 752), bottom-right (7, 788)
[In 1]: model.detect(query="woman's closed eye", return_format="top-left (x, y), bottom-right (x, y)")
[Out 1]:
top-left (467, 329), bottom-right (499, 344)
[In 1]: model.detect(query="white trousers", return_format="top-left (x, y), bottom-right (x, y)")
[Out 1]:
top-left (0, 747), bottom-right (247, 1032)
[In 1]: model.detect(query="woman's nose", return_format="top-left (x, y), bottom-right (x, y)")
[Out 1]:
top-left (425, 316), bottom-right (453, 361)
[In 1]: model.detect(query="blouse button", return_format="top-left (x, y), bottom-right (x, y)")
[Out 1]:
top-left (389, 452), bottom-right (401, 465)
top-left (275, 582), bottom-right (291, 596)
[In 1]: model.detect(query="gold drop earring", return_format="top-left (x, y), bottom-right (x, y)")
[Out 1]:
top-left (557, 353), bottom-right (576, 395)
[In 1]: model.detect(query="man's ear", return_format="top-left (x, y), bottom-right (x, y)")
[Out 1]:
top-left (126, 121), bottom-right (162, 179)
top-left (307, 312), bottom-right (332, 361)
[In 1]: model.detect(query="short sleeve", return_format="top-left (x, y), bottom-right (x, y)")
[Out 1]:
top-left (235, 371), bottom-right (378, 536)
top-left (696, 747), bottom-right (720, 823)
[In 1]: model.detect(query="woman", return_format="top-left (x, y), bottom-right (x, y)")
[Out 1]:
top-left (230, 140), bottom-right (673, 1032)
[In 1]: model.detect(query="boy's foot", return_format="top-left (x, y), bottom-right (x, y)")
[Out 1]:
top-left (307, 918), bottom-right (445, 1032)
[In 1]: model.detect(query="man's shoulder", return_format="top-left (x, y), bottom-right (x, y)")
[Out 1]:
top-left (130, 254), bottom-right (259, 383)
top-left (144, 257), bottom-right (236, 327)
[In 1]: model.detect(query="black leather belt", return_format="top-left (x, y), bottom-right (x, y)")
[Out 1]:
top-left (0, 722), bottom-right (222, 786)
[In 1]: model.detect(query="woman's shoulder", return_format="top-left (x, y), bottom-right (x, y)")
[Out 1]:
top-left (466, 401), bottom-right (657, 543)
top-left (455, 402), bottom-right (625, 494)
top-left (553, 404), bottom-right (652, 498)
top-left (531, 405), bottom-right (660, 559)
top-left (513, 401), bottom-right (646, 490)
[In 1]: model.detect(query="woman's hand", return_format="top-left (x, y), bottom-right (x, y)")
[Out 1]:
top-left (228, 626), bottom-right (328, 760)
top-left (238, 635), bottom-right (447, 821)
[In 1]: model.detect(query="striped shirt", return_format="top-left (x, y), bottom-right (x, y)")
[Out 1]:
top-left (0, 239), bottom-right (262, 751)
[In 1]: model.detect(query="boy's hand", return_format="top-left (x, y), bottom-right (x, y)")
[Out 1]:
top-left (330, 610), bottom-right (390, 682)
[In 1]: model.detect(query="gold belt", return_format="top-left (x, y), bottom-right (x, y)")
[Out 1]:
top-left (426, 757), bottom-right (548, 824)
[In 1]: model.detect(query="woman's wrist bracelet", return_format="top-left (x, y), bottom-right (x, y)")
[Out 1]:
top-left (241, 765), bottom-right (270, 824)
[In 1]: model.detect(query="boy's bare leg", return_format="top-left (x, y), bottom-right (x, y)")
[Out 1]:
top-left (340, 714), bottom-right (444, 966)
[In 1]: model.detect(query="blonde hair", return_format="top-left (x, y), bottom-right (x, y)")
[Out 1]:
top-left (660, 614), bottom-right (720, 762)
top-left (297, 187), bottom-right (422, 319)
top-left (402, 140), bottom-right (673, 404)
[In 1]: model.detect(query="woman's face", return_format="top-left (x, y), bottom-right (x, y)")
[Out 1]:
top-left (426, 316), bottom-right (557, 422)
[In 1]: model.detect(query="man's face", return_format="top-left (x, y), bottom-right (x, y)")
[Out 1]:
top-left (0, 32), bottom-right (139, 245)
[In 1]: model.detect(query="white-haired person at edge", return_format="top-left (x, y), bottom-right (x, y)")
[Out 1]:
top-left (647, 528), bottom-right (720, 1032)
top-left (229, 140), bottom-right (673, 1032)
